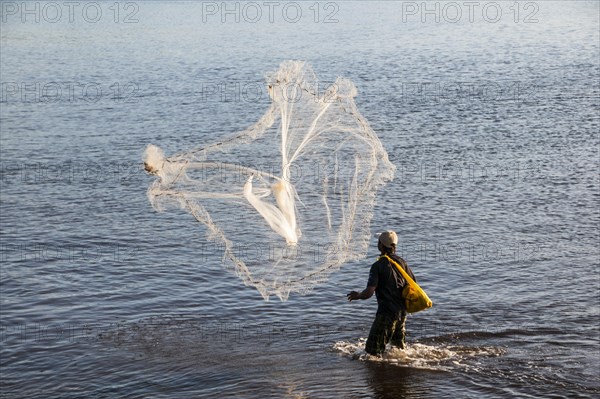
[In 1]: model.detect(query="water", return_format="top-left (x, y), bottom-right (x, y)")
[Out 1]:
top-left (1, 1), bottom-right (598, 397)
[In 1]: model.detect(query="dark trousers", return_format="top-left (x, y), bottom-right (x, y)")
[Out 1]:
top-left (365, 311), bottom-right (407, 356)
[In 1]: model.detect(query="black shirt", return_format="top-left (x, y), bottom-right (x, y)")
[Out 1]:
top-left (367, 254), bottom-right (416, 317)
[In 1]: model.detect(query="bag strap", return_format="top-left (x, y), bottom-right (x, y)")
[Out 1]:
top-left (379, 254), bottom-right (417, 287)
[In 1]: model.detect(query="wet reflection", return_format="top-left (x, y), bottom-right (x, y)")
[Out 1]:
top-left (364, 361), bottom-right (433, 399)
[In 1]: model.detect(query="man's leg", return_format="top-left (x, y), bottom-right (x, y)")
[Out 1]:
top-left (390, 311), bottom-right (407, 349)
top-left (365, 314), bottom-right (397, 356)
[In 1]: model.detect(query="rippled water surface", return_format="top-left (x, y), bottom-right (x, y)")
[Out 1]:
top-left (1, 1), bottom-right (599, 398)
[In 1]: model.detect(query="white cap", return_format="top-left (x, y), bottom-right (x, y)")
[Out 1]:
top-left (378, 231), bottom-right (398, 248)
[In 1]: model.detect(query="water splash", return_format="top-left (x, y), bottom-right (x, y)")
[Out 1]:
top-left (333, 338), bottom-right (505, 371)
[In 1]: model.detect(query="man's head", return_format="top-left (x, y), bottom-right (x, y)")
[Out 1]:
top-left (378, 231), bottom-right (398, 254)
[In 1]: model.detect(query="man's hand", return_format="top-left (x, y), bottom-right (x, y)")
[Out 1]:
top-left (347, 286), bottom-right (375, 302)
top-left (347, 291), bottom-right (360, 301)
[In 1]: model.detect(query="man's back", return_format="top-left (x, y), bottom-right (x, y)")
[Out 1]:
top-left (367, 254), bottom-right (416, 316)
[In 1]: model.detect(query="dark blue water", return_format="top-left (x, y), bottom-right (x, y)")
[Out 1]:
top-left (1, 1), bottom-right (599, 398)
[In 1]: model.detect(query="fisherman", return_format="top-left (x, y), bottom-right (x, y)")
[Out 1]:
top-left (347, 231), bottom-right (416, 356)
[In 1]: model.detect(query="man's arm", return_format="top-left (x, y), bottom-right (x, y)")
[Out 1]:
top-left (347, 286), bottom-right (376, 301)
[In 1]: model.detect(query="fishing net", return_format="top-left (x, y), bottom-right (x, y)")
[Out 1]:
top-left (144, 61), bottom-right (395, 300)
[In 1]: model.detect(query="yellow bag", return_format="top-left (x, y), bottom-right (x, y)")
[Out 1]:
top-left (381, 255), bottom-right (432, 313)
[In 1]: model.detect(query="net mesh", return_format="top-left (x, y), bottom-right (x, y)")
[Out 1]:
top-left (143, 61), bottom-right (395, 300)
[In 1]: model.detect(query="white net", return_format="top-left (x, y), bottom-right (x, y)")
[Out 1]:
top-left (143, 61), bottom-right (395, 300)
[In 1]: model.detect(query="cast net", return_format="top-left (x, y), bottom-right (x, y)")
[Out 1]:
top-left (144, 61), bottom-right (395, 300)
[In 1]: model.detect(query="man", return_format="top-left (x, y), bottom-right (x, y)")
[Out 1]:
top-left (347, 231), bottom-right (416, 356)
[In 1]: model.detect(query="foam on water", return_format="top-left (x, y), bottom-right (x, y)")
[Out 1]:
top-left (333, 338), bottom-right (505, 371)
